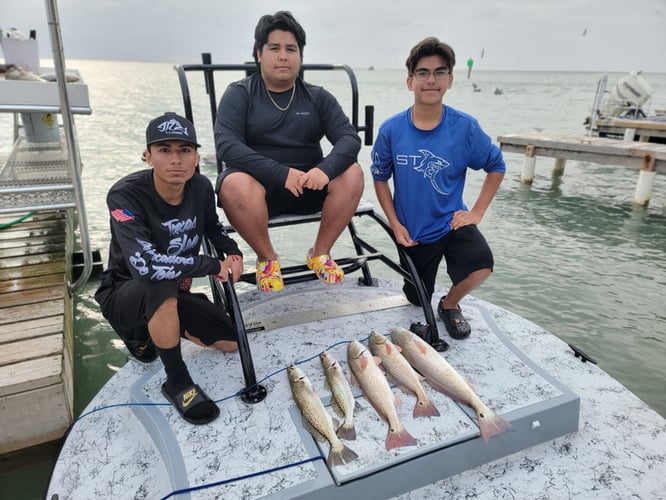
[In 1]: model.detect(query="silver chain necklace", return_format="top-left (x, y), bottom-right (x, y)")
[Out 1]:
top-left (266, 85), bottom-right (296, 111)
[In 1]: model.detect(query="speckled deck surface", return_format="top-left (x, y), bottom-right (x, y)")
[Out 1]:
top-left (48, 279), bottom-right (666, 499)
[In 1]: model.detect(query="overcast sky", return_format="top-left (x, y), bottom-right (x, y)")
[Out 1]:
top-left (3, 0), bottom-right (665, 73)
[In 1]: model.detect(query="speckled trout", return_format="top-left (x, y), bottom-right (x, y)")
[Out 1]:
top-left (287, 364), bottom-right (358, 467)
top-left (368, 331), bottom-right (440, 419)
top-left (390, 326), bottom-right (512, 442)
top-left (320, 351), bottom-right (358, 440)
top-left (347, 340), bottom-right (417, 450)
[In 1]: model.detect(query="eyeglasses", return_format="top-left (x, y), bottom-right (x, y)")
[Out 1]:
top-left (411, 69), bottom-right (450, 80)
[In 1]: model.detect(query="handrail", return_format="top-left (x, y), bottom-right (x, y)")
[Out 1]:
top-left (45, 0), bottom-right (92, 292)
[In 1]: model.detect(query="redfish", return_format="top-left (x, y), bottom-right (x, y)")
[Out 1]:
top-left (287, 364), bottom-right (358, 467)
top-left (347, 340), bottom-right (417, 450)
top-left (368, 331), bottom-right (440, 418)
top-left (390, 326), bottom-right (512, 442)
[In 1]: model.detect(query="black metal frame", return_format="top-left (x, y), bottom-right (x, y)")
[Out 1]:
top-left (173, 55), bottom-right (447, 402)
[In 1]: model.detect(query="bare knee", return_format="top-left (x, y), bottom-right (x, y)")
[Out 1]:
top-left (330, 163), bottom-right (364, 198)
top-left (219, 172), bottom-right (265, 206)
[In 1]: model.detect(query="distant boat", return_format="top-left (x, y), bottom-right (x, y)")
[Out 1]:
top-left (368, 65), bottom-right (375, 71)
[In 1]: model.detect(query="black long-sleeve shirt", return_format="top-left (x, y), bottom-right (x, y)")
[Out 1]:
top-left (214, 74), bottom-right (361, 187)
top-left (99, 169), bottom-right (241, 287)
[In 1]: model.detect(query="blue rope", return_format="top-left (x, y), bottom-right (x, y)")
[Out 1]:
top-left (159, 456), bottom-right (325, 500)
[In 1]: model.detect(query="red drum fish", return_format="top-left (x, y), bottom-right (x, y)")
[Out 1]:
top-left (347, 340), bottom-right (417, 450)
top-left (390, 327), bottom-right (512, 442)
top-left (368, 331), bottom-right (440, 418)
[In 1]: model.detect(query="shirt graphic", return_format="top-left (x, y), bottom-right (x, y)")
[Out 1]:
top-left (111, 208), bottom-right (135, 222)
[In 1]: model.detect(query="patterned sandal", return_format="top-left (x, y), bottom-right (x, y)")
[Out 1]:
top-left (306, 249), bottom-right (344, 284)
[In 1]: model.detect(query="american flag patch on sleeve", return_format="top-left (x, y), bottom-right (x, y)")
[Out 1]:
top-left (111, 208), bottom-right (135, 222)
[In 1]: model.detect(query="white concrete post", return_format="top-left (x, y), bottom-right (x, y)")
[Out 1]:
top-left (553, 158), bottom-right (566, 176)
top-left (633, 153), bottom-right (656, 206)
top-left (521, 145), bottom-right (536, 184)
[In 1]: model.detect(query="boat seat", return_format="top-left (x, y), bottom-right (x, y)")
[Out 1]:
top-left (215, 198), bottom-right (379, 287)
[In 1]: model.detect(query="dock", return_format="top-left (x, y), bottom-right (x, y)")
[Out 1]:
top-left (497, 131), bottom-right (666, 207)
top-left (594, 117), bottom-right (666, 143)
top-left (0, 210), bottom-right (74, 454)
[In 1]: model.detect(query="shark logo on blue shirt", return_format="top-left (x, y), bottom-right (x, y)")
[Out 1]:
top-left (414, 149), bottom-right (450, 195)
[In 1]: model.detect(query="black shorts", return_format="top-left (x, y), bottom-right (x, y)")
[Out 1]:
top-left (216, 167), bottom-right (328, 218)
top-left (95, 278), bottom-right (236, 346)
top-left (400, 225), bottom-right (494, 305)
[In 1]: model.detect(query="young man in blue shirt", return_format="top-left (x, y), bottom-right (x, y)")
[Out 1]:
top-left (371, 37), bottom-right (505, 339)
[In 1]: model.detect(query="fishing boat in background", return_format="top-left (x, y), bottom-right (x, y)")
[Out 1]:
top-left (46, 58), bottom-right (666, 500)
top-left (585, 70), bottom-right (666, 143)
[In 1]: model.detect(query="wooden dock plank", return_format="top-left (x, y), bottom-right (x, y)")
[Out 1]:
top-left (0, 261), bottom-right (66, 280)
top-left (0, 298), bottom-right (63, 326)
top-left (497, 132), bottom-right (666, 172)
top-left (0, 316), bottom-right (62, 344)
top-left (0, 285), bottom-right (64, 308)
top-left (0, 273), bottom-right (64, 294)
top-left (0, 355), bottom-right (62, 397)
top-left (0, 335), bottom-right (63, 366)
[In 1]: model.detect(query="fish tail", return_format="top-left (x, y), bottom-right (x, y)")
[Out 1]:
top-left (327, 442), bottom-right (359, 467)
top-left (477, 409), bottom-right (512, 442)
top-left (413, 398), bottom-right (440, 418)
top-left (336, 421), bottom-right (357, 440)
top-left (385, 425), bottom-right (417, 450)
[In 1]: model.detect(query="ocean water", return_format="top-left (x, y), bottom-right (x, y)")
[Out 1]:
top-left (2, 60), bottom-right (665, 498)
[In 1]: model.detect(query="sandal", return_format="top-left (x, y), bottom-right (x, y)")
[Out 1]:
top-left (305, 249), bottom-right (344, 284)
top-left (161, 383), bottom-right (220, 425)
top-left (438, 296), bottom-right (471, 340)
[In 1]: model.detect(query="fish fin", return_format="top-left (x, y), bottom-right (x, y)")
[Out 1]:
top-left (415, 338), bottom-right (429, 355)
top-left (413, 398), bottom-right (440, 418)
top-left (477, 407), bottom-right (512, 442)
top-left (360, 356), bottom-right (368, 370)
top-left (373, 356), bottom-right (382, 366)
top-left (385, 425), bottom-right (417, 450)
top-left (328, 442), bottom-right (359, 467)
top-left (393, 393), bottom-right (403, 408)
top-left (336, 422), bottom-right (357, 440)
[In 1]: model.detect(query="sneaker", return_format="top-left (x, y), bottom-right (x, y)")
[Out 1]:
top-left (256, 258), bottom-right (284, 292)
top-left (306, 249), bottom-right (344, 284)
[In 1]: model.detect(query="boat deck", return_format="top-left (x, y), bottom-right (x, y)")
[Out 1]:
top-left (47, 279), bottom-right (666, 499)
top-left (0, 210), bottom-right (74, 454)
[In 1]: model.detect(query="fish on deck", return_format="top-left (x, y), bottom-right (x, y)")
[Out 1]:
top-left (287, 364), bottom-right (358, 467)
top-left (368, 332), bottom-right (440, 419)
top-left (347, 339), bottom-right (417, 450)
top-left (390, 327), bottom-right (512, 442)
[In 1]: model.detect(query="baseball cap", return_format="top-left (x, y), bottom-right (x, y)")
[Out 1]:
top-left (145, 112), bottom-right (201, 148)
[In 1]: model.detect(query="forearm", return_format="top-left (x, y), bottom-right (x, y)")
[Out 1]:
top-left (470, 171), bottom-right (504, 218)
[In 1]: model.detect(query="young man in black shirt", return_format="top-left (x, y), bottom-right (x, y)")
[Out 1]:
top-left (96, 112), bottom-right (244, 424)
top-left (215, 11), bottom-right (364, 293)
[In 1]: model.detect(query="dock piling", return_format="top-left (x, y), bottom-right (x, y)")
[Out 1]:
top-left (521, 145), bottom-right (536, 184)
top-left (633, 154), bottom-right (657, 206)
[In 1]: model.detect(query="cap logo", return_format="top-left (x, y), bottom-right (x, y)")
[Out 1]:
top-left (158, 118), bottom-right (190, 138)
